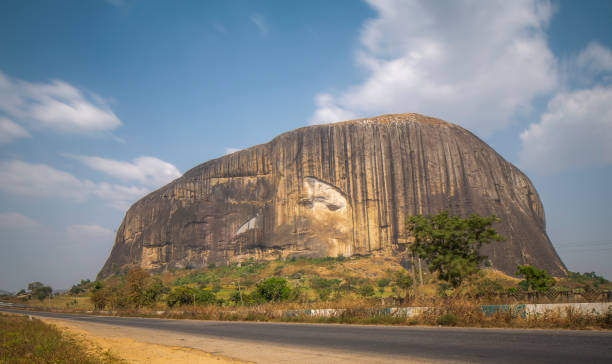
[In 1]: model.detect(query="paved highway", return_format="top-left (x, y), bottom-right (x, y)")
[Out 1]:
top-left (2, 308), bottom-right (611, 363)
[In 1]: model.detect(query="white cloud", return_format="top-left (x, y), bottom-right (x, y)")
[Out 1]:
top-left (0, 117), bottom-right (30, 143)
top-left (68, 155), bottom-right (181, 187)
top-left (309, 0), bottom-right (558, 136)
top-left (576, 42), bottom-right (612, 75)
top-left (250, 14), bottom-right (268, 36)
top-left (66, 224), bottom-right (114, 243)
top-left (0, 160), bottom-right (93, 201)
top-left (93, 183), bottom-right (150, 211)
top-left (0, 160), bottom-right (149, 210)
top-left (224, 147), bottom-right (242, 155)
top-left (0, 212), bottom-right (39, 230)
top-left (519, 86), bottom-right (612, 174)
top-left (0, 71), bottom-right (121, 134)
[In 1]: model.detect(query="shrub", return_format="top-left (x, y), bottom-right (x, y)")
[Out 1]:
top-left (167, 286), bottom-right (218, 307)
top-left (359, 285), bottom-right (375, 297)
top-left (438, 312), bottom-right (458, 326)
top-left (516, 265), bottom-right (555, 292)
top-left (377, 278), bottom-right (391, 288)
top-left (254, 277), bottom-right (290, 302)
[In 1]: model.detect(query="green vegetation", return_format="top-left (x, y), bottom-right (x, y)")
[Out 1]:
top-left (407, 212), bottom-right (505, 287)
top-left (516, 265), bottom-right (555, 292)
top-left (0, 313), bottom-right (123, 363)
top-left (28, 282), bottom-right (53, 301)
top-left (6, 224), bottom-right (610, 331)
top-left (254, 277), bottom-right (291, 302)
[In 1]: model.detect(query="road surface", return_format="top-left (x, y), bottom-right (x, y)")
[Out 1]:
top-left (1, 308), bottom-right (611, 363)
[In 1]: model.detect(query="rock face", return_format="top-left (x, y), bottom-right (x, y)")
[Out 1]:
top-left (98, 114), bottom-right (566, 278)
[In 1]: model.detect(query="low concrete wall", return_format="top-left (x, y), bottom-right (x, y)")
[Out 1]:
top-left (285, 303), bottom-right (612, 319)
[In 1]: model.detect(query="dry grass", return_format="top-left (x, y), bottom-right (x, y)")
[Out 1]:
top-left (0, 313), bottom-right (124, 363)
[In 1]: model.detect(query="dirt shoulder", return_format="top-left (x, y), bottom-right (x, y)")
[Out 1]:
top-left (39, 317), bottom-right (251, 364)
top-left (31, 315), bottom-right (431, 364)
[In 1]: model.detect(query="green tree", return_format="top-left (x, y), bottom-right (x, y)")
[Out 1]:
top-left (407, 212), bottom-right (504, 287)
top-left (377, 278), bottom-right (391, 288)
top-left (69, 279), bottom-right (91, 295)
top-left (359, 285), bottom-right (375, 297)
top-left (126, 267), bottom-right (150, 308)
top-left (166, 286), bottom-right (195, 307)
top-left (27, 282), bottom-right (43, 291)
top-left (254, 277), bottom-right (290, 302)
top-left (34, 286), bottom-right (52, 301)
top-left (28, 282), bottom-right (52, 301)
top-left (393, 270), bottom-right (413, 300)
top-left (90, 289), bottom-right (107, 310)
top-left (515, 265), bottom-right (555, 292)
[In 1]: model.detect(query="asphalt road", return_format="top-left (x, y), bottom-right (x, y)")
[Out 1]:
top-left (2, 308), bottom-right (611, 363)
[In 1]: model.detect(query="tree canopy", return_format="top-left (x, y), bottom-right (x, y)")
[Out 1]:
top-left (516, 265), bottom-right (555, 292)
top-left (407, 212), bottom-right (504, 287)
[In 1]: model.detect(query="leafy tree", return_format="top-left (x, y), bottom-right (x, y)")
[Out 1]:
top-left (28, 282), bottom-right (43, 291)
top-left (254, 277), bottom-right (290, 302)
top-left (407, 212), bottom-right (504, 287)
top-left (515, 265), bottom-right (555, 292)
top-left (359, 285), bottom-right (375, 297)
top-left (28, 282), bottom-right (52, 301)
top-left (166, 286), bottom-right (217, 307)
top-left (377, 278), bottom-right (391, 288)
top-left (142, 277), bottom-right (168, 306)
top-left (69, 279), bottom-right (91, 295)
top-left (167, 286), bottom-right (195, 307)
top-left (393, 270), bottom-right (413, 300)
top-left (195, 289), bottom-right (217, 305)
top-left (126, 267), bottom-right (150, 307)
top-left (34, 286), bottom-right (52, 301)
top-left (90, 289), bottom-right (107, 310)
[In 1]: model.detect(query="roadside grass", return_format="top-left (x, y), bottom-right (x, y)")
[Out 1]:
top-left (0, 313), bottom-right (124, 364)
top-left (93, 296), bottom-right (611, 330)
top-left (6, 256), bottom-right (611, 331)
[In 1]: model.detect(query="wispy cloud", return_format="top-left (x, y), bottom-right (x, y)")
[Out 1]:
top-left (0, 71), bottom-right (121, 134)
top-left (0, 160), bottom-right (149, 210)
top-left (67, 155), bottom-right (181, 187)
top-left (66, 224), bottom-right (114, 244)
top-left (250, 14), bottom-right (268, 36)
top-left (310, 0), bottom-right (557, 136)
top-left (0, 212), bottom-right (39, 230)
top-left (224, 147), bottom-right (241, 155)
top-left (212, 22), bottom-right (227, 34)
top-left (0, 117), bottom-right (30, 144)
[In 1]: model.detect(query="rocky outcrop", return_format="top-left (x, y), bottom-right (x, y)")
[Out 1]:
top-left (98, 113), bottom-right (566, 278)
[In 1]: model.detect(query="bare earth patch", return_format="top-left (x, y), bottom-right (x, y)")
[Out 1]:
top-left (39, 317), bottom-right (251, 364)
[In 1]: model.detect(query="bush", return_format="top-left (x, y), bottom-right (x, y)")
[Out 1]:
top-left (90, 289), bottom-right (107, 310)
top-left (516, 265), bottom-right (555, 292)
top-left (254, 277), bottom-right (290, 302)
top-left (69, 279), bottom-right (91, 295)
top-left (377, 278), bottom-right (391, 288)
top-left (438, 312), bottom-right (458, 326)
top-left (359, 285), bottom-right (375, 297)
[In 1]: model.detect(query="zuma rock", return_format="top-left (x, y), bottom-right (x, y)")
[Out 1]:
top-left (98, 113), bottom-right (566, 278)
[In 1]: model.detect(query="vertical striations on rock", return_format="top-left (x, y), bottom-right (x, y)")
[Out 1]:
top-left (98, 113), bottom-right (566, 278)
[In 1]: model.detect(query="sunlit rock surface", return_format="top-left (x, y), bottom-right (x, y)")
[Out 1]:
top-left (98, 113), bottom-right (566, 278)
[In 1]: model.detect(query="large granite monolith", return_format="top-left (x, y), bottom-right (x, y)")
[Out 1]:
top-left (98, 113), bottom-right (566, 278)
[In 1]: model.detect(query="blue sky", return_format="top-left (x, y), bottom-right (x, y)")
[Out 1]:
top-left (1, 0), bottom-right (611, 292)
